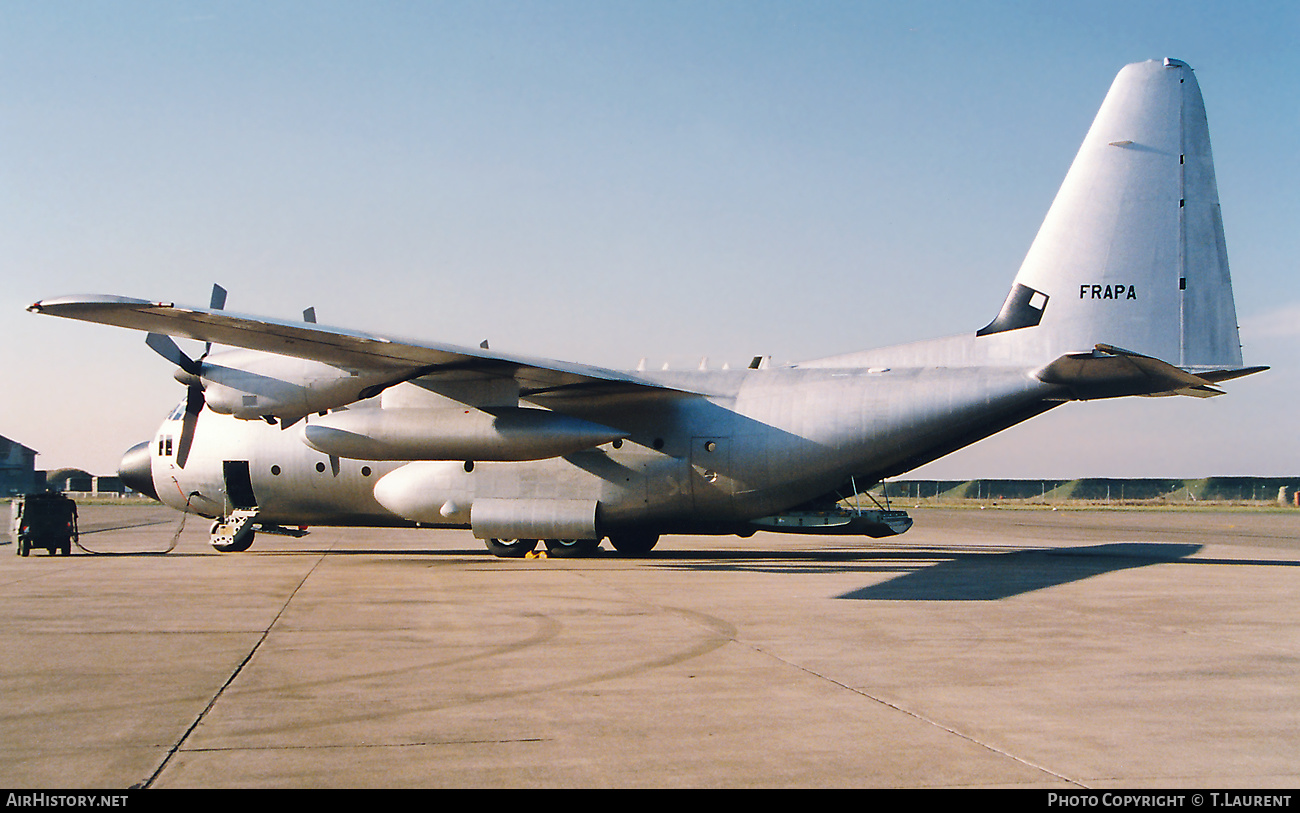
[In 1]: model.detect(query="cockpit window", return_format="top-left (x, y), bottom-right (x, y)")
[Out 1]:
top-left (168, 401), bottom-right (187, 421)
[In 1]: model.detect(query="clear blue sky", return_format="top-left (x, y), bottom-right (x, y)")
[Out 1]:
top-left (3, 1), bottom-right (1297, 478)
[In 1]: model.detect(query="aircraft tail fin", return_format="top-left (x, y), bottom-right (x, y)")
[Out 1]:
top-left (977, 58), bottom-right (1245, 372)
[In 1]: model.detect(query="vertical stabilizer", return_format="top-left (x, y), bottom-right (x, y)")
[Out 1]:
top-left (979, 59), bottom-right (1243, 370)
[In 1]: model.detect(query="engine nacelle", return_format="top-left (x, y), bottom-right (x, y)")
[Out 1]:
top-left (185, 349), bottom-right (398, 421)
top-left (299, 407), bottom-right (627, 461)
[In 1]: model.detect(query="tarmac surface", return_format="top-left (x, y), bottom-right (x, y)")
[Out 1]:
top-left (2, 503), bottom-right (1298, 789)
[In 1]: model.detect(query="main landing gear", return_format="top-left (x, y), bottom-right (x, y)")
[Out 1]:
top-left (543, 538), bottom-right (601, 557)
top-left (483, 538), bottom-right (538, 558)
top-left (482, 533), bottom-right (659, 558)
top-left (606, 531), bottom-right (659, 556)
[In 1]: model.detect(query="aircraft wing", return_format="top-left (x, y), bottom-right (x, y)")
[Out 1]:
top-left (28, 294), bottom-right (676, 398)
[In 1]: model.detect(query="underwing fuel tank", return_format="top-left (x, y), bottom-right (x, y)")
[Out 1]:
top-left (300, 407), bottom-right (628, 461)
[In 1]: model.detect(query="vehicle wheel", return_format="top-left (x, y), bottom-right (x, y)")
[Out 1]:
top-left (485, 538), bottom-right (538, 558)
top-left (17, 538), bottom-right (29, 557)
top-left (607, 531), bottom-right (659, 556)
top-left (543, 538), bottom-right (601, 557)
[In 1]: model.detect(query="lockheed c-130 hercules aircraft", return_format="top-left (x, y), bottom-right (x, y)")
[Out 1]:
top-left (30, 58), bottom-right (1265, 557)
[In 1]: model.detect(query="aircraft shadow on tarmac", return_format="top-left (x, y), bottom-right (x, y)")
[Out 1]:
top-left (647, 543), bottom-right (1211, 601)
top-left (229, 541), bottom-right (1300, 604)
top-left (836, 543), bottom-right (1206, 601)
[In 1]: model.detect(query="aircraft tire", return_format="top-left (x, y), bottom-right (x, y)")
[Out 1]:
top-left (17, 538), bottom-right (29, 557)
top-left (485, 538), bottom-right (538, 558)
top-left (211, 522), bottom-right (256, 553)
top-left (543, 538), bottom-right (600, 558)
top-left (607, 532), bottom-right (659, 556)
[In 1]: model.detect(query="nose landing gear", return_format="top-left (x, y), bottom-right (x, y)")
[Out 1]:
top-left (211, 509), bottom-right (257, 552)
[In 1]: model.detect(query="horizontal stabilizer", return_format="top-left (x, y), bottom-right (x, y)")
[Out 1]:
top-left (1191, 366), bottom-right (1271, 385)
top-left (1036, 344), bottom-right (1265, 400)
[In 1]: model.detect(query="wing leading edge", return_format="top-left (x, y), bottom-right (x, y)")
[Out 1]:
top-left (28, 295), bottom-right (679, 400)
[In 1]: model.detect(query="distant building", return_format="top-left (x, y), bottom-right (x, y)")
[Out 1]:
top-left (1, 435), bottom-right (40, 496)
top-left (46, 468), bottom-right (92, 493)
top-left (93, 475), bottom-right (125, 494)
top-left (44, 468), bottom-right (128, 496)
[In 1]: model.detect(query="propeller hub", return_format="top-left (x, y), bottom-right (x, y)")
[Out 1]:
top-left (174, 368), bottom-right (202, 388)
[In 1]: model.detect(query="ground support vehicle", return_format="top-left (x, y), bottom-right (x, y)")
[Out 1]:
top-left (11, 493), bottom-right (78, 556)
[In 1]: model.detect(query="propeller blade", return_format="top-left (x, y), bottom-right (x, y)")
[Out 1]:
top-left (143, 284), bottom-right (224, 468)
top-left (185, 383), bottom-right (205, 415)
top-left (145, 332), bottom-right (207, 465)
top-left (145, 332), bottom-right (201, 376)
top-left (175, 397), bottom-right (200, 468)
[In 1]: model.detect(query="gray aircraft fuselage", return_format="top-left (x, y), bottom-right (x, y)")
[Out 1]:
top-left (139, 361), bottom-right (1050, 534)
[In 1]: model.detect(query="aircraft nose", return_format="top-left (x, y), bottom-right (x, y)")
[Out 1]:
top-left (118, 441), bottom-right (159, 501)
